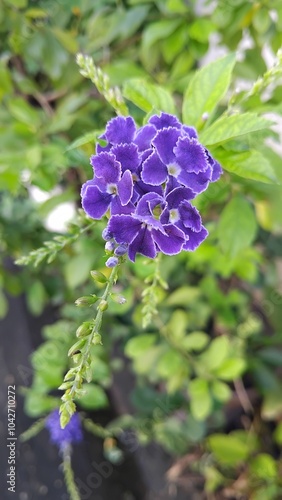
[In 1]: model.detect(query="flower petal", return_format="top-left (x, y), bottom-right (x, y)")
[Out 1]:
top-left (108, 215), bottom-right (141, 244)
top-left (90, 152), bottom-right (121, 184)
top-left (81, 179), bottom-right (96, 197)
top-left (110, 197), bottom-right (135, 215)
top-left (182, 125), bottom-right (198, 139)
top-left (152, 127), bottom-right (181, 165)
top-left (141, 151), bottom-right (167, 185)
top-left (183, 226), bottom-right (208, 251)
top-left (118, 170), bottom-right (133, 206)
top-left (152, 224), bottom-right (185, 255)
top-left (128, 227), bottom-right (157, 262)
top-left (205, 149), bottom-right (223, 182)
top-left (134, 179), bottom-right (163, 200)
top-left (165, 186), bottom-right (195, 208)
top-left (112, 143), bottom-right (140, 174)
top-left (174, 136), bottom-right (209, 174)
top-left (149, 112), bottom-right (181, 130)
top-left (81, 185), bottom-right (111, 219)
top-left (179, 201), bottom-right (202, 231)
top-left (105, 116), bottom-right (136, 145)
top-left (177, 166), bottom-right (212, 194)
top-left (136, 192), bottom-right (166, 233)
top-left (134, 124), bottom-right (157, 151)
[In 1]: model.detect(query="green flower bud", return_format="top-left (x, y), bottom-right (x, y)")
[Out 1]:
top-left (76, 322), bottom-right (92, 337)
top-left (92, 333), bottom-right (102, 345)
top-left (75, 295), bottom-right (98, 307)
top-left (90, 270), bottom-right (108, 283)
top-left (98, 299), bottom-right (108, 311)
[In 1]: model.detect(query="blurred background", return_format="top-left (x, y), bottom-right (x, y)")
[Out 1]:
top-left (1, 0), bottom-right (282, 499)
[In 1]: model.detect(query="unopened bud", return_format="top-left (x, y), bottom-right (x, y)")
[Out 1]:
top-left (90, 270), bottom-right (108, 283)
top-left (99, 299), bottom-right (108, 311)
top-left (76, 322), bottom-right (92, 337)
top-left (114, 244), bottom-right (128, 256)
top-left (102, 228), bottom-right (113, 241)
top-left (75, 295), bottom-right (98, 307)
top-left (92, 333), bottom-right (102, 345)
top-left (106, 256), bottom-right (118, 268)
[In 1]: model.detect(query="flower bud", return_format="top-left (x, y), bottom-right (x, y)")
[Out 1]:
top-left (90, 270), bottom-right (108, 283)
top-left (105, 240), bottom-right (115, 253)
top-left (102, 228), bottom-right (113, 241)
top-left (99, 299), bottom-right (108, 311)
top-left (114, 244), bottom-right (128, 256)
top-left (75, 295), bottom-right (98, 307)
top-left (106, 256), bottom-right (118, 268)
top-left (76, 322), bottom-right (92, 337)
top-left (92, 333), bottom-right (102, 345)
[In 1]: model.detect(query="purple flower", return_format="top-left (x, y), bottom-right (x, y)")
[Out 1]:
top-left (45, 409), bottom-right (82, 452)
top-left (81, 113), bottom-right (222, 261)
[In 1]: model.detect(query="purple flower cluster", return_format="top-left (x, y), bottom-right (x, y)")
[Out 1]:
top-left (45, 409), bottom-right (83, 452)
top-left (81, 113), bottom-right (222, 262)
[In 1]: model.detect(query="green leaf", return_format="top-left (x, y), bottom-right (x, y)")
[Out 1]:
top-left (211, 380), bottom-right (232, 402)
top-left (214, 358), bottom-right (246, 381)
top-left (66, 131), bottom-right (98, 151)
top-left (215, 149), bottom-right (278, 184)
top-left (182, 53), bottom-right (236, 127)
top-left (166, 286), bottom-right (201, 306)
top-left (26, 281), bottom-right (46, 316)
top-left (51, 28), bottom-right (78, 54)
top-left (7, 97), bottom-right (41, 129)
top-left (208, 433), bottom-right (249, 466)
top-left (125, 334), bottom-right (157, 358)
top-left (182, 331), bottom-right (209, 351)
top-left (200, 113), bottom-right (272, 146)
top-left (123, 78), bottom-right (175, 114)
top-left (218, 195), bottom-right (258, 258)
top-left (189, 378), bottom-right (212, 421)
top-left (24, 392), bottom-right (58, 418)
top-left (200, 336), bottom-right (230, 371)
top-left (157, 350), bottom-right (186, 378)
top-left (141, 18), bottom-right (181, 54)
top-left (249, 454), bottom-right (277, 481)
top-left (64, 254), bottom-right (94, 289)
top-left (76, 384), bottom-right (108, 410)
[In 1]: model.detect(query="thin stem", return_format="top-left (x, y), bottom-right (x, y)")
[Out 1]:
top-left (69, 264), bottom-right (119, 400)
top-left (62, 445), bottom-right (80, 500)
top-left (19, 417), bottom-right (47, 442)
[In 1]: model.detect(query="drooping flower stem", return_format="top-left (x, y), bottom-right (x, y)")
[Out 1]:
top-left (62, 445), bottom-right (80, 500)
top-left (60, 263), bottom-right (120, 428)
top-left (141, 254), bottom-right (168, 328)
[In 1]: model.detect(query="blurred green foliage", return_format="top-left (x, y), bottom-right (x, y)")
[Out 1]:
top-left (1, 0), bottom-right (282, 497)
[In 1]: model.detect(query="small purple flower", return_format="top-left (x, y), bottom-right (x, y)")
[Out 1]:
top-left (81, 113), bottom-right (222, 261)
top-left (45, 409), bottom-right (82, 452)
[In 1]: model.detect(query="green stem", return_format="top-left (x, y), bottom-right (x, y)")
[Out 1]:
top-left (69, 264), bottom-right (119, 400)
top-left (62, 445), bottom-right (80, 500)
top-left (19, 417), bottom-right (47, 442)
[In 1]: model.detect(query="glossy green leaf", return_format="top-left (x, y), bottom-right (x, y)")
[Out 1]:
top-left (183, 53), bottom-right (236, 127)
top-left (123, 78), bottom-right (175, 113)
top-left (200, 113), bottom-right (272, 146)
top-left (218, 195), bottom-right (257, 257)
top-left (215, 149), bottom-right (278, 184)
